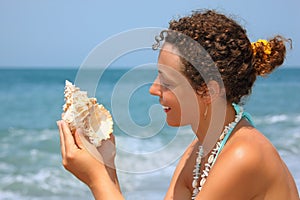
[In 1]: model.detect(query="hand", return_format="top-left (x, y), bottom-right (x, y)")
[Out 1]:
top-left (57, 120), bottom-right (116, 187)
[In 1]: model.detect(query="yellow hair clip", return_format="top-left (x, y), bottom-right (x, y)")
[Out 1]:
top-left (251, 39), bottom-right (272, 56)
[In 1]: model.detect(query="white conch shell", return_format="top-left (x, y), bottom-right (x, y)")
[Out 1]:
top-left (62, 80), bottom-right (113, 147)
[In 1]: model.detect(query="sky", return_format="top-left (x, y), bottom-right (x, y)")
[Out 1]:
top-left (0, 0), bottom-right (299, 68)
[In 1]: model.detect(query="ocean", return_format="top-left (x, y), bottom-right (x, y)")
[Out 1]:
top-left (0, 67), bottom-right (299, 199)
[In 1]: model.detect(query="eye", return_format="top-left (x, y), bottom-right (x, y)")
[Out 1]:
top-left (158, 73), bottom-right (174, 89)
top-left (159, 78), bottom-right (172, 88)
top-left (162, 82), bottom-right (171, 88)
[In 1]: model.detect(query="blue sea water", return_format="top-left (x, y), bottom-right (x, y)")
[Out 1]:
top-left (0, 67), bottom-right (299, 199)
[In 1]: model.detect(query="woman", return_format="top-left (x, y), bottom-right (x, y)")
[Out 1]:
top-left (57, 10), bottom-right (299, 199)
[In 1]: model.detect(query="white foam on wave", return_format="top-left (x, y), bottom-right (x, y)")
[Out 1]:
top-left (118, 159), bottom-right (176, 199)
top-left (0, 166), bottom-right (93, 199)
top-left (2, 125), bottom-right (299, 199)
top-left (116, 126), bottom-right (194, 198)
top-left (0, 128), bottom-right (93, 199)
top-left (295, 115), bottom-right (300, 123)
top-left (268, 114), bottom-right (288, 123)
top-left (6, 128), bottom-right (58, 145)
top-left (115, 126), bottom-right (195, 173)
top-left (253, 114), bottom-right (300, 125)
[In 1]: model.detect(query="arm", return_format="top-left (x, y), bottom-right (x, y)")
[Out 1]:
top-left (165, 139), bottom-right (198, 200)
top-left (57, 120), bottom-right (124, 200)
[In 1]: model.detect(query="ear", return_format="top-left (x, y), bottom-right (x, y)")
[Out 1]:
top-left (202, 80), bottom-right (222, 104)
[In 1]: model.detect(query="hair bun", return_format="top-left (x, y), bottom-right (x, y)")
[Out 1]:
top-left (252, 36), bottom-right (292, 76)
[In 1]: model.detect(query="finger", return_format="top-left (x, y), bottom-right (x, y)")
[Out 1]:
top-left (97, 135), bottom-right (116, 159)
top-left (110, 133), bottom-right (116, 145)
top-left (61, 120), bottom-right (78, 153)
top-left (74, 129), bottom-right (85, 149)
top-left (57, 120), bottom-right (66, 159)
top-left (98, 134), bottom-right (115, 150)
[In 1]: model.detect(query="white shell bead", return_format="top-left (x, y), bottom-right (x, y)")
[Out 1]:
top-left (200, 178), bottom-right (206, 186)
top-left (192, 179), bottom-right (198, 188)
top-left (208, 154), bottom-right (214, 164)
top-left (203, 169), bottom-right (209, 177)
top-left (219, 132), bottom-right (225, 140)
top-left (193, 188), bottom-right (198, 194)
top-left (205, 163), bottom-right (211, 168)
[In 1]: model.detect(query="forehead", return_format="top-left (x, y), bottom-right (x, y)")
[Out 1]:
top-left (157, 44), bottom-right (191, 85)
top-left (158, 43), bottom-right (183, 75)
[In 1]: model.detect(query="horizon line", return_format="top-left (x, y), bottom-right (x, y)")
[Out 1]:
top-left (0, 64), bottom-right (299, 70)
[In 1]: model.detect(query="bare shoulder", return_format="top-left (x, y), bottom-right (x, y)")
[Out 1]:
top-left (224, 123), bottom-right (277, 167)
top-left (198, 121), bottom-right (299, 199)
top-left (199, 126), bottom-right (269, 198)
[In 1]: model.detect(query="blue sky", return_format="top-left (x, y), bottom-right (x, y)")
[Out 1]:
top-left (0, 0), bottom-right (299, 68)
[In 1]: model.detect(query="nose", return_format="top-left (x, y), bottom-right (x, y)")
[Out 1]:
top-left (149, 77), bottom-right (162, 97)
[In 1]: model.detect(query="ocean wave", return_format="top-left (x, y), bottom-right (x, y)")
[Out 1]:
top-left (253, 114), bottom-right (300, 125)
top-left (1, 124), bottom-right (299, 198)
top-left (0, 128), bottom-right (92, 199)
top-left (0, 166), bottom-right (93, 200)
top-left (115, 126), bottom-right (194, 173)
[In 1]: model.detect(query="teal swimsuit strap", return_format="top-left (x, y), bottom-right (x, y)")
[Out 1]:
top-left (242, 111), bottom-right (255, 127)
top-left (212, 103), bottom-right (254, 165)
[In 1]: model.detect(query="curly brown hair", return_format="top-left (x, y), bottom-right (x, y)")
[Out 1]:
top-left (154, 10), bottom-right (290, 104)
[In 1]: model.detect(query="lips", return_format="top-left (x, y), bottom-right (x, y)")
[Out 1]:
top-left (162, 105), bottom-right (171, 112)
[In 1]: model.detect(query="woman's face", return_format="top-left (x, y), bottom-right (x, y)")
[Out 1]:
top-left (149, 43), bottom-right (200, 127)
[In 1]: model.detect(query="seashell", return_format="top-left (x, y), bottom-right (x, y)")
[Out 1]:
top-left (62, 80), bottom-right (113, 147)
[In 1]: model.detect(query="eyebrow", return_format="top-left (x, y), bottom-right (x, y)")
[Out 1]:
top-left (158, 70), bottom-right (166, 78)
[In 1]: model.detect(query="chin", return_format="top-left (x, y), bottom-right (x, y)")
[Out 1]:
top-left (166, 119), bottom-right (188, 127)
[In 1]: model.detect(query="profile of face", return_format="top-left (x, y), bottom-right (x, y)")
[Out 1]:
top-left (149, 43), bottom-right (201, 127)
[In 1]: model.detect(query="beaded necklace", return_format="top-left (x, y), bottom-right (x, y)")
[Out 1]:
top-left (191, 103), bottom-right (244, 199)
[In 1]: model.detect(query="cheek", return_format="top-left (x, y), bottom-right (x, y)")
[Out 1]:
top-left (163, 90), bottom-right (180, 109)
top-left (174, 89), bottom-right (200, 121)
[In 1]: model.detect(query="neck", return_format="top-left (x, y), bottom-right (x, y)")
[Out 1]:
top-left (192, 101), bottom-right (236, 155)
